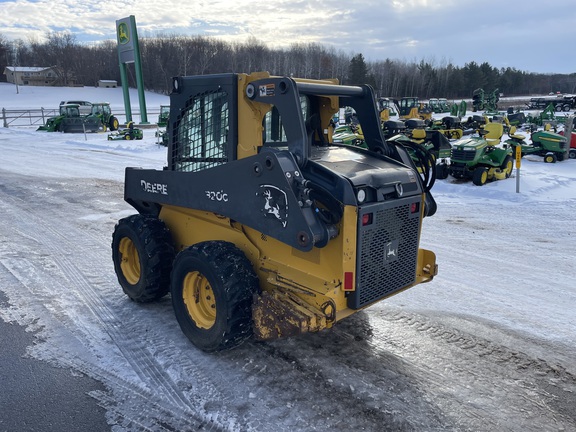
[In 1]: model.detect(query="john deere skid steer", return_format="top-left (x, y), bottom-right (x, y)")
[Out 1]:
top-left (112, 72), bottom-right (438, 352)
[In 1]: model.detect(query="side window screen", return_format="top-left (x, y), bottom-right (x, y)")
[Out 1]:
top-left (173, 90), bottom-right (229, 172)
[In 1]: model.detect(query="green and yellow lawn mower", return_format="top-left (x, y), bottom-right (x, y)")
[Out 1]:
top-left (108, 122), bottom-right (143, 140)
top-left (449, 122), bottom-right (513, 186)
top-left (505, 126), bottom-right (568, 163)
top-left (332, 123), bottom-right (365, 147)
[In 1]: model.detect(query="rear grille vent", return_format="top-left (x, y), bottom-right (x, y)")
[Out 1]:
top-left (348, 196), bottom-right (420, 309)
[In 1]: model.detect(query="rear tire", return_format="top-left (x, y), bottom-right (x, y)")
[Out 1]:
top-left (569, 149), bottom-right (576, 159)
top-left (501, 155), bottom-right (514, 178)
top-left (109, 116), bottom-right (119, 131)
top-left (112, 214), bottom-right (175, 302)
top-left (170, 241), bottom-right (259, 352)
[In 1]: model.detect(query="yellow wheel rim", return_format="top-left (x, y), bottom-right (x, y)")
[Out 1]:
top-left (182, 271), bottom-right (216, 329)
top-left (506, 160), bottom-right (513, 175)
top-left (119, 237), bottom-right (140, 285)
top-left (481, 171), bottom-right (488, 183)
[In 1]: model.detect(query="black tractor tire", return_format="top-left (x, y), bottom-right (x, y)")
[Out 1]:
top-left (472, 167), bottom-right (488, 186)
top-left (436, 163), bottom-right (449, 180)
top-left (170, 241), bottom-right (259, 352)
top-left (109, 116), bottom-right (119, 131)
top-left (557, 152), bottom-right (565, 162)
top-left (501, 155), bottom-right (514, 178)
top-left (544, 153), bottom-right (557, 163)
top-left (112, 214), bottom-right (175, 303)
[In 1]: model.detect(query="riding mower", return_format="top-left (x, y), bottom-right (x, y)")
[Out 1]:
top-left (449, 121), bottom-right (514, 186)
top-left (107, 121), bottom-right (143, 141)
top-left (428, 115), bottom-right (464, 139)
top-left (331, 123), bottom-right (365, 146)
top-left (505, 125), bottom-right (568, 163)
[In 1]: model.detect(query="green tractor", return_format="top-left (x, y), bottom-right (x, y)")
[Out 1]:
top-left (505, 126), bottom-right (568, 163)
top-left (37, 107), bottom-right (67, 132)
top-left (449, 122), bottom-right (514, 186)
top-left (157, 105), bottom-right (170, 127)
top-left (37, 103), bottom-right (104, 133)
top-left (90, 102), bottom-right (119, 131)
top-left (37, 102), bottom-right (118, 133)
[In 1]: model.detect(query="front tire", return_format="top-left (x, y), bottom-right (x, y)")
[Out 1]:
top-left (436, 163), bottom-right (449, 180)
top-left (544, 153), bottom-right (557, 163)
top-left (112, 214), bottom-right (175, 302)
top-left (472, 166), bottom-right (488, 186)
top-left (170, 241), bottom-right (259, 352)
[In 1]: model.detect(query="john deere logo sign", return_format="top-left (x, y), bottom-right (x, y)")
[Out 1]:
top-left (117, 22), bottom-right (129, 45)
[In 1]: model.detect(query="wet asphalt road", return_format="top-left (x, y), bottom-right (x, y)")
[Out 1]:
top-left (0, 291), bottom-right (110, 432)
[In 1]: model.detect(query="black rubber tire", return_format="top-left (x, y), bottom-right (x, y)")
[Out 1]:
top-left (112, 214), bottom-right (175, 302)
top-left (472, 166), bottom-right (488, 186)
top-left (109, 116), bottom-right (119, 131)
top-left (569, 149), bottom-right (576, 159)
top-left (170, 241), bottom-right (259, 352)
top-left (436, 163), bottom-right (449, 180)
top-left (501, 155), bottom-right (514, 178)
top-left (544, 153), bottom-right (557, 163)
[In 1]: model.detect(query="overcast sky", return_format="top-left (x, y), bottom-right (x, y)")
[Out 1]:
top-left (1, 0), bottom-right (574, 75)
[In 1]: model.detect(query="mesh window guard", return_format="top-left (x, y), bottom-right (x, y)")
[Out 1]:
top-left (173, 90), bottom-right (229, 172)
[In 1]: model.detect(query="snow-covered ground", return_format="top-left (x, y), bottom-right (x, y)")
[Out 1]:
top-left (1, 83), bottom-right (575, 431)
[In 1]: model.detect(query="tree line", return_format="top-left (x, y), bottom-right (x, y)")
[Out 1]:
top-left (1, 31), bottom-right (575, 100)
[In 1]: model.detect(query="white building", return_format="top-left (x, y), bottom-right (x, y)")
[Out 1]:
top-left (3, 66), bottom-right (61, 86)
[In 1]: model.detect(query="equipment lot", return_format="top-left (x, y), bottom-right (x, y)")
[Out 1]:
top-left (1, 84), bottom-right (575, 431)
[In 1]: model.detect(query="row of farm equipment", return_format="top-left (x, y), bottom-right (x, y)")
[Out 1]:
top-left (333, 105), bottom-right (574, 187)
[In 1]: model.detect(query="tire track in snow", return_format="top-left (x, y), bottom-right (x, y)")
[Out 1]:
top-left (0, 175), bottom-right (232, 431)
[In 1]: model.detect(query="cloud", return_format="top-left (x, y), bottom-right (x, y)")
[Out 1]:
top-left (1, 0), bottom-right (575, 74)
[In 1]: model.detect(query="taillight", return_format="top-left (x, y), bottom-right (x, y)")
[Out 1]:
top-left (362, 213), bottom-right (373, 226)
top-left (344, 272), bottom-right (354, 291)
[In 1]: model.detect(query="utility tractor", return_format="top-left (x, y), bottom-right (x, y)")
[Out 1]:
top-left (37, 103), bottom-right (104, 133)
top-left (111, 72), bottom-right (438, 352)
top-left (90, 102), bottom-right (120, 131)
top-left (157, 105), bottom-right (170, 127)
top-left (449, 121), bottom-right (513, 186)
top-left (37, 102), bottom-right (118, 133)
